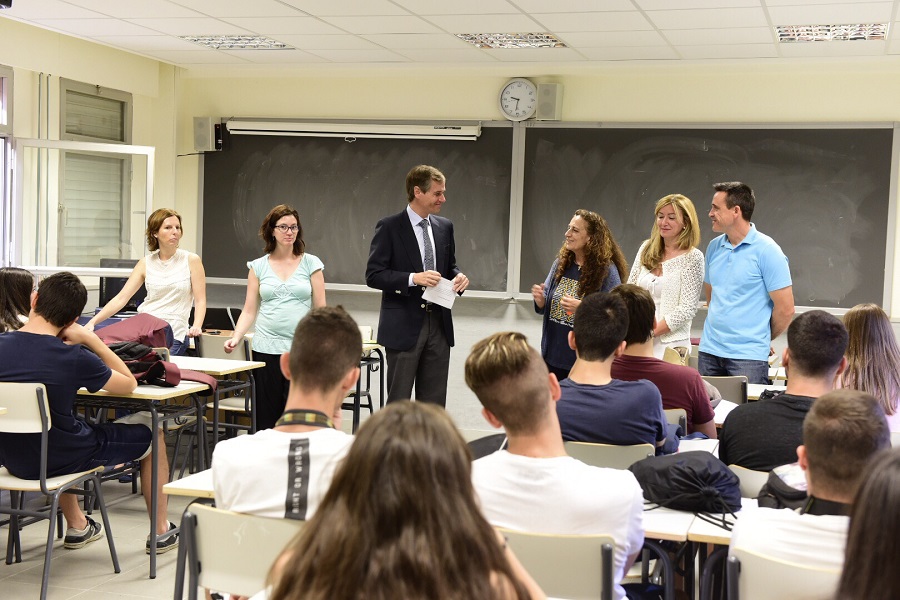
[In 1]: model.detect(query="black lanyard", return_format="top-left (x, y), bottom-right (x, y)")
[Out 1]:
top-left (274, 409), bottom-right (334, 429)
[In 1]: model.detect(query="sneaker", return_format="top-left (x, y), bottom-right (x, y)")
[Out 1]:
top-left (64, 516), bottom-right (103, 549)
top-left (146, 521), bottom-right (179, 555)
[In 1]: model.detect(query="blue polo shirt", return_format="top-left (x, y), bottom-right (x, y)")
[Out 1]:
top-left (701, 224), bottom-right (792, 361)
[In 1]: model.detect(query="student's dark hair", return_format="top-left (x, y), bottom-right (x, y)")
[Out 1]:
top-left (34, 272), bottom-right (87, 328)
top-left (0, 267), bottom-right (34, 333)
top-left (572, 292), bottom-right (628, 362)
top-left (267, 401), bottom-right (532, 600)
top-left (553, 209), bottom-right (628, 297)
top-left (835, 448), bottom-right (900, 600)
top-left (713, 181), bottom-right (755, 221)
top-left (802, 389), bottom-right (889, 501)
top-left (465, 332), bottom-right (550, 436)
top-left (145, 208), bottom-right (182, 252)
top-left (289, 306), bottom-right (362, 393)
top-left (406, 164), bottom-right (445, 202)
top-left (260, 204), bottom-right (305, 256)
top-left (608, 284), bottom-right (655, 345)
top-left (786, 310), bottom-right (848, 378)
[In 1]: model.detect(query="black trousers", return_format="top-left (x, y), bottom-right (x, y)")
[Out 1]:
top-left (385, 309), bottom-right (450, 407)
top-left (252, 350), bottom-right (289, 430)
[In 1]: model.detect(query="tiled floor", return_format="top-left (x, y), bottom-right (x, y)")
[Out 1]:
top-left (0, 482), bottom-right (195, 599)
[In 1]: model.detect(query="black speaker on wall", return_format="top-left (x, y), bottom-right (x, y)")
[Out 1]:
top-left (0, 1), bottom-right (13, 9)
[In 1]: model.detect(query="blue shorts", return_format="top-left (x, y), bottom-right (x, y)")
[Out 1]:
top-left (69, 422), bottom-right (153, 473)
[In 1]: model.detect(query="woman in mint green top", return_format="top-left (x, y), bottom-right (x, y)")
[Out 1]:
top-left (226, 205), bottom-right (326, 429)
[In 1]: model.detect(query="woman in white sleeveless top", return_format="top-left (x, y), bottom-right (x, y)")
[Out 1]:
top-left (627, 194), bottom-right (704, 359)
top-left (86, 208), bottom-right (207, 356)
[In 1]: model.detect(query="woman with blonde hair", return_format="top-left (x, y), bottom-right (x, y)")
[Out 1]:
top-left (627, 194), bottom-right (704, 358)
top-left (531, 209), bottom-right (628, 381)
top-left (841, 303), bottom-right (900, 431)
top-left (86, 208), bottom-right (206, 355)
top-left (0, 267), bottom-right (34, 332)
top-left (266, 401), bottom-right (544, 600)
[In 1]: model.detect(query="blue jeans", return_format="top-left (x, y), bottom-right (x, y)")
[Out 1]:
top-left (698, 351), bottom-right (770, 384)
top-left (170, 337), bottom-right (189, 356)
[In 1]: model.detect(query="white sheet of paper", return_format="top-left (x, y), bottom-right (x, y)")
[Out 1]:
top-left (422, 277), bottom-right (457, 309)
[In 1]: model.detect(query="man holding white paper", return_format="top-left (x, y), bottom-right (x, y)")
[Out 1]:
top-left (365, 165), bottom-right (469, 407)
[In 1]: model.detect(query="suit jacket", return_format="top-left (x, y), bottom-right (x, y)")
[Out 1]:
top-left (365, 209), bottom-right (461, 351)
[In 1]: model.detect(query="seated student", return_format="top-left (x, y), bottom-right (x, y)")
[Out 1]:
top-left (465, 331), bottom-right (644, 600)
top-left (555, 292), bottom-right (670, 452)
top-left (264, 401), bottom-right (546, 600)
top-left (0, 272), bottom-right (176, 553)
top-left (718, 310), bottom-right (848, 471)
top-left (212, 306), bottom-right (361, 519)
top-left (729, 389), bottom-right (890, 572)
top-left (609, 284), bottom-right (716, 438)
top-left (0, 266), bottom-right (34, 333)
top-left (835, 447), bottom-right (900, 600)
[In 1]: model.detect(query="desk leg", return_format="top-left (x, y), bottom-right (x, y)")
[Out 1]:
top-left (149, 406), bottom-right (159, 579)
top-left (352, 371), bottom-right (362, 433)
top-left (375, 349), bottom-right (385, 409)
top-left (192, 394), bottom-right (208, 472)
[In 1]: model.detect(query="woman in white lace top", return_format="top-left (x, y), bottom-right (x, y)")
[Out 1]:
top-left (627, 194), bottom-right (704, 359)
top-left (86, 208), bottom-right (207, 356)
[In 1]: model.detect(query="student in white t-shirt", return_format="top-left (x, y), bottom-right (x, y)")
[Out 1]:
top-left (464, 331), bottom-right (644, 600)
top-left (212, 306), bottom-right (362, 520)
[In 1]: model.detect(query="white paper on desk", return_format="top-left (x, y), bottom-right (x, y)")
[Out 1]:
top-left (713, 399), bottom-right (739, 425)
top-left (422, 278), bottom-right (457, 309)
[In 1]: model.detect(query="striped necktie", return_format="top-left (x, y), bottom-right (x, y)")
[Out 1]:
top-left (418, 219), bottom-right (435, 271)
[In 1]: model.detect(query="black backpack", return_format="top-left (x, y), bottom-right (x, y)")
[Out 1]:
top-left (629, 451), bottom-right (742, 515)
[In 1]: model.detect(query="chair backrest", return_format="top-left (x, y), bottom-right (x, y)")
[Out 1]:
top-left (664, 408), bottom-right (687, 432)
top-left (457, 428), bottom-right (503, 443)
top-left (689, 345), bottom-right (700, 370)
top-left (500, 528), bottom-right (615, 600)
top-left (0, 382), bottom-right (50, 434)
top-left (202, 307), bottom-right (234, 332)
top-left (702, 375), bottom-right (749, 404)
top-left (186, 504), bottom-right (305, 597)
top-left (726, 548), bottom-right (840, 600)
top-left (152, 347), bottom-right (171, 362)
top-left (728, 464), bottom-right (769, 498)
top-left (564, 441), bottom-right (654, 470)
top-left (197, 333), bottom-right (251, 361)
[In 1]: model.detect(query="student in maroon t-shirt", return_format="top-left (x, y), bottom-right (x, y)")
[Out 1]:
top-left (609, 284), bottom-right (716, 438)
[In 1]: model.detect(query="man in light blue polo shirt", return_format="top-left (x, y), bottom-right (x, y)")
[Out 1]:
top-left (700, 182), bottom-right (795, 383)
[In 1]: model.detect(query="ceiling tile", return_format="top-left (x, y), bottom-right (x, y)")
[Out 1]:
top-left (274, 34), bottom-right (381, 50)
top-left (360, 33), bottom-right (471, 49)
top-left (647, 8), bottom-right (768, 29)
top-left (513, 0), bottom-right (635, 11)
top-left (218, 17), bottom-right (344, 35)
top-left (0, 0), bottom-right (105, 19)
top-left (393, 48), bottom-right (500, 62)
top-left (636, 0), bottom-right (759, 9)
top-left (392, 0), bottom-right (520, 15)
top-left (172, 0), bottom-right (305, 18)
top-left (778, 40), bottom-right (886, 57)
top-left (558, 30), bottom-right (668, 47)
top-left (766, 0), bottom-right (880, 5)
top-left (422, 14), bottom-right (544, 33)
top-left (579, 45), bottom-right (680, 60)
top-left (62, 0), bottom-right (204, 19)
top-left (218, 48), bottom-right (329, 63)
top-left (92, 35), bottom-right (203, 51)
top-left (533, 11), bottom-right (654, 32)
top-left (148, 50), bottom-right (254, 64)
top-left (664, 26), bottom-right (773, 45)
top-left (767, 3), bottom-right (893, 25)
top-left (31, 18), bottom-right (163, 36)
top-left (318, 16), bottom-right (440, 34)
top-left (489, 47), bottom-right (586, 61)
top-left (305, 48), bottom-right (409, 62)
top-left (678, 43), bottom-right (778, 59)
top-left (124, 18), bottom-right (251, 36)
top-left (278, 0), bottom-right (411, 17)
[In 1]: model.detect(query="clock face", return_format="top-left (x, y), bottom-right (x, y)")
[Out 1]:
top-left (499, 78), bottom-right (537, 121)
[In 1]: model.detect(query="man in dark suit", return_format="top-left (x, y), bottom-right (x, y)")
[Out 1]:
top-left (366, 165), bottom-right (469, 407)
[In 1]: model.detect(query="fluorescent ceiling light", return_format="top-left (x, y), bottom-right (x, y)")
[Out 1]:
top-left (776, 23), bottom-right (888, 43)
top-left (179, 35), bottom-right (293, 50)
top-left (456, 33), bottom-right (567, 49)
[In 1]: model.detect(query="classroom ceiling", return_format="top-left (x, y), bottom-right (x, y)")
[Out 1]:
top-left (3, 0), bottom-right (900, 71)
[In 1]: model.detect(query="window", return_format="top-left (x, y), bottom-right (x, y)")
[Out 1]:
top-left (0, 64), bottom-right (12, 267)
top-left (58, 78), bottom-right (133, 267)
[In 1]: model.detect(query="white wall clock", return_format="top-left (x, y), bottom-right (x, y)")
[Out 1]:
top-left (499, 78), bottom-right (538, 122)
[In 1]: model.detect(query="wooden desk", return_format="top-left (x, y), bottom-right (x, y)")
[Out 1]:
top-left (77, 380), bottom-right (209, 579)
top-left (170, 355), bottom-right (264, 377)
top-left (747, 384), bottom-right (784, 401)
top-left (643, 504), bottom-right (696, 543)
top-left (768, 367), bottom-right (787, 381)
top-left (164, 468), bottom-right (214, 499)
top-left (678, 438), bottom-right (719, 457)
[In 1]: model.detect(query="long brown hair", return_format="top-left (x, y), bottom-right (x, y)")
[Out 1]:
top-left (841, 303), bottom-right (900, 416)
top-left (260, 204), bottom-right (305, 256)
top-left (639, 194), bottom-right (701, 271)
top-left (268, 402), bottom-right (532, 600)
top-left (553, 209), bottom-right (627, 296)
top-left (835, 448), bottom-right (900, 600)
top-left (0, 267), bottom-right (34, 332)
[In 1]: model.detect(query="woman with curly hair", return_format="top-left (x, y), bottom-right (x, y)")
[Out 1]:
top-left (0, 267), bottom-right (34, 333)
top-left (531, 209), bottom-right (628, 381)
top-left (627, 194), bottom-right (704, 358)
top-left (841, 303), bottom-right (900, 431)
top-left (265, 401), bottom-right (544, 600)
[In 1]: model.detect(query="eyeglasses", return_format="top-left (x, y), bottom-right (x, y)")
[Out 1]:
top-left (274, 225), bottom-right (299, 233)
